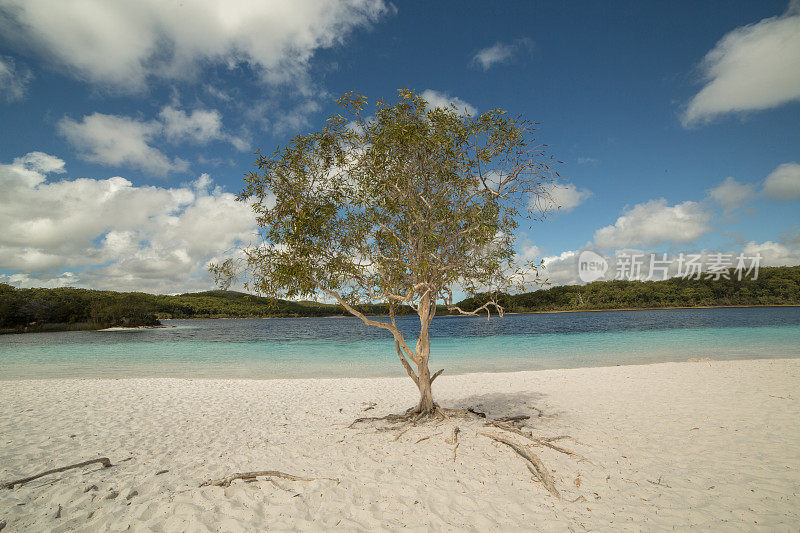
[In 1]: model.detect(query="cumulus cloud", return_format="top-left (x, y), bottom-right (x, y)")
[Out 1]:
top-left (159, 106), bottom-right (249, 150)
top-left (682, 3), bottom-right (800, 126)
top-left (762, 162), bottom-right (800, 200)
top-left (536, 182), bottom-right (593, 214)
top-left (0, 152), bottom-right (256, 293)
top-left (520, 241), bottom-right (800, 289)
top-left (742, 238), bottom-right (800, 267)
top-left (538, 249), bottom-right (584, 287)
top-left (708, 176), bottom-right (756, 212)
top-left (0, 0), bottom-right (389, 92)
top-left (0, 55), bottom-right (32, 101)
top-left (420, 89), bottom-right (476, 116)
top-left (593, 199), bottom-right (711, 249)
top-left (58, 113), bottom-right (188, 177)
top-left (58, 106), bottom-right (248, 176)
top-left (471, 38), bottom-right (534, 70)
top-left (518, 247), bottom-right (653, 288)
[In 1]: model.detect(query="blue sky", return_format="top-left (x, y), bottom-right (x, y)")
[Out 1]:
top-left (0, 0), bottom-right (798, 293)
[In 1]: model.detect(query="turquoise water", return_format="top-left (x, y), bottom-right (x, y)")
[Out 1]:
top-left (1, 307), bottom-right (799, 379)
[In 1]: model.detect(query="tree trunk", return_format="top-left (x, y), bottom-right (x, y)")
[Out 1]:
top-left (415, 360), bottom-right (435, 413)
top-left (413, 292), bottom-right (436, 414)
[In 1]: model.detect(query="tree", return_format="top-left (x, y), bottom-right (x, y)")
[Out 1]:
top-left (214, 89), bottom-right (558, 415)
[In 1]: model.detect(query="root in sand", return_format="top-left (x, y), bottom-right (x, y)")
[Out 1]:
top-left (200, 471), bottom-right (339, 488)
top-left (445, 426), bottom-right (460, 462)
top-left (349, 405), bottom-right (586, 500)
top-left (480, 432), bottom-right (561, 499)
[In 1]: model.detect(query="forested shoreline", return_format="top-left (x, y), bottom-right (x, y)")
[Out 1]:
top-left (1, 265), bottom-right (798, 334)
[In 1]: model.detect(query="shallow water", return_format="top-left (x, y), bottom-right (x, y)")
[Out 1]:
top-left (1, 307), bottom-right (798, 379)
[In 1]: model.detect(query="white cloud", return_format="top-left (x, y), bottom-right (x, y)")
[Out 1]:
top-left (708, 176), bottom-right (756, 212)
top-left (471, 38), bottom-right (534, 70)
top-left (536, 182), bottom-right (593, 214)
top-left (0, 55), bottom-right (32, 101)
top-left (762, 162), bottom-right (800, 200)
top-left (15, 151), bottom-right (66, 175)
top-left (159, 106), bottom-right (249, 150)
top-left (742, 238), bottom-right (800, 267)
top-left (577, 157), bottom-right (599, 165)
top-left (59, 106), bottom-right (249, 175)
top-left (521, 240), bottom-right (800, 289)
top-left (244, 97), bottom-right (323, 136)
top-left (160, 106), bottom-right (224, 144)
top-left (682, 3), bottom-right (800, 126)
top-left (58, 113), bottom-right (188, 177)
top-left (421, 89), bottom-right (476, 116)
top-left (0, 152), bottom-right (256, 293)
top-left (593, 199), bottom-right (711, 249)
top-left (539, 249), bottom-right (583, 287)
top-left (0, 0), bottom-right (389, 92)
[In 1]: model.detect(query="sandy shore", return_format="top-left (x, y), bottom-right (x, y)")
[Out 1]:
top-left (1, 359), bottom-right (799, 531)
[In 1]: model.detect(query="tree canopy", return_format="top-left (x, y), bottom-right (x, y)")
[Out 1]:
top-left (214, 89), bottom-right (560, 413)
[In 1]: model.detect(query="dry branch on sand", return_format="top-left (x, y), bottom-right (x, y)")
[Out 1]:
top-left (200, 471), bottom-right (339, 488)
top-left (2, 458), bottom-right (112, 489)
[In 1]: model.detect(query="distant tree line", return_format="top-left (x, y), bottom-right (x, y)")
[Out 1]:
top-left (459, 265), bottom-right (800, 312)
top-left (1, 265), bottom-right (798, 333)
top-left (0, 286), bottom-right (417, 333)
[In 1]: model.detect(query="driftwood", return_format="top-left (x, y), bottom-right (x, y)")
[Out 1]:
top-left (200, 470), bottom-right (339, 488)
top-left (480, 432), bottom-right (561, 499)
top-left (2, 458), bottom-right (112, 489)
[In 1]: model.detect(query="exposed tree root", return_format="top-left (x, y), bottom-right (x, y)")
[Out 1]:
top-left (445, 426), bottom-right (460, 462)
top-left (350, 405), bottom-right (485, 431)
top-left (494, 415), bottom-right (530, 425)
top-left (484, 420), bottom-right (591, 463)
top-left (2, 458), bottom-right (112, 489)
top-left (348, 404), bottom-right (590, 500)
top-left (480, 432), bottom-right (561, 499)
top-left (200, 471), bottom-right (339, 488)
top-left (546, 435), bottom-right (584, 445)
top-left (392, 420), bottom-right (418, 441)
top-left (349, 409), bottom-right (414, 429)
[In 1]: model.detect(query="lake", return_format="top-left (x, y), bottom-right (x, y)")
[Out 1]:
top-left (1, 307), bottom-right (799, 380)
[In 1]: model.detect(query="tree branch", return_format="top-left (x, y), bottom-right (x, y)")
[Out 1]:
top-left (448, 299), bottom-right (504, 321)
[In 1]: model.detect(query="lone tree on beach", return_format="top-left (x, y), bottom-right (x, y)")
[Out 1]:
top-left (214, 89), bottom-right (558, 416)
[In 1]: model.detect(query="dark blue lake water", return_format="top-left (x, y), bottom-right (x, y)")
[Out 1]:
top-left (1, 307), bottom-right (798, 379)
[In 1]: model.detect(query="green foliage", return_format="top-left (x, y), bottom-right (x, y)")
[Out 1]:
top-left (226, 89), bottom-right (558, 308)
top-left (0, 285), bottom-right (419, 333)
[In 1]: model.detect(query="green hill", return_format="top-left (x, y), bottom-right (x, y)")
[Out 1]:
top-left (1, 265), bottom-right (798, 333)
top-left (459, 265), bottom-right (800, 313)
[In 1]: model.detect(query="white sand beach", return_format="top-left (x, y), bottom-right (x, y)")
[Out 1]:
top-left (1, 358), bottom-right (799, 531)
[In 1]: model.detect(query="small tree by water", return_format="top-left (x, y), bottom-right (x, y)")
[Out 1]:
top-left (213, 89), bottom-right (558, 416)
